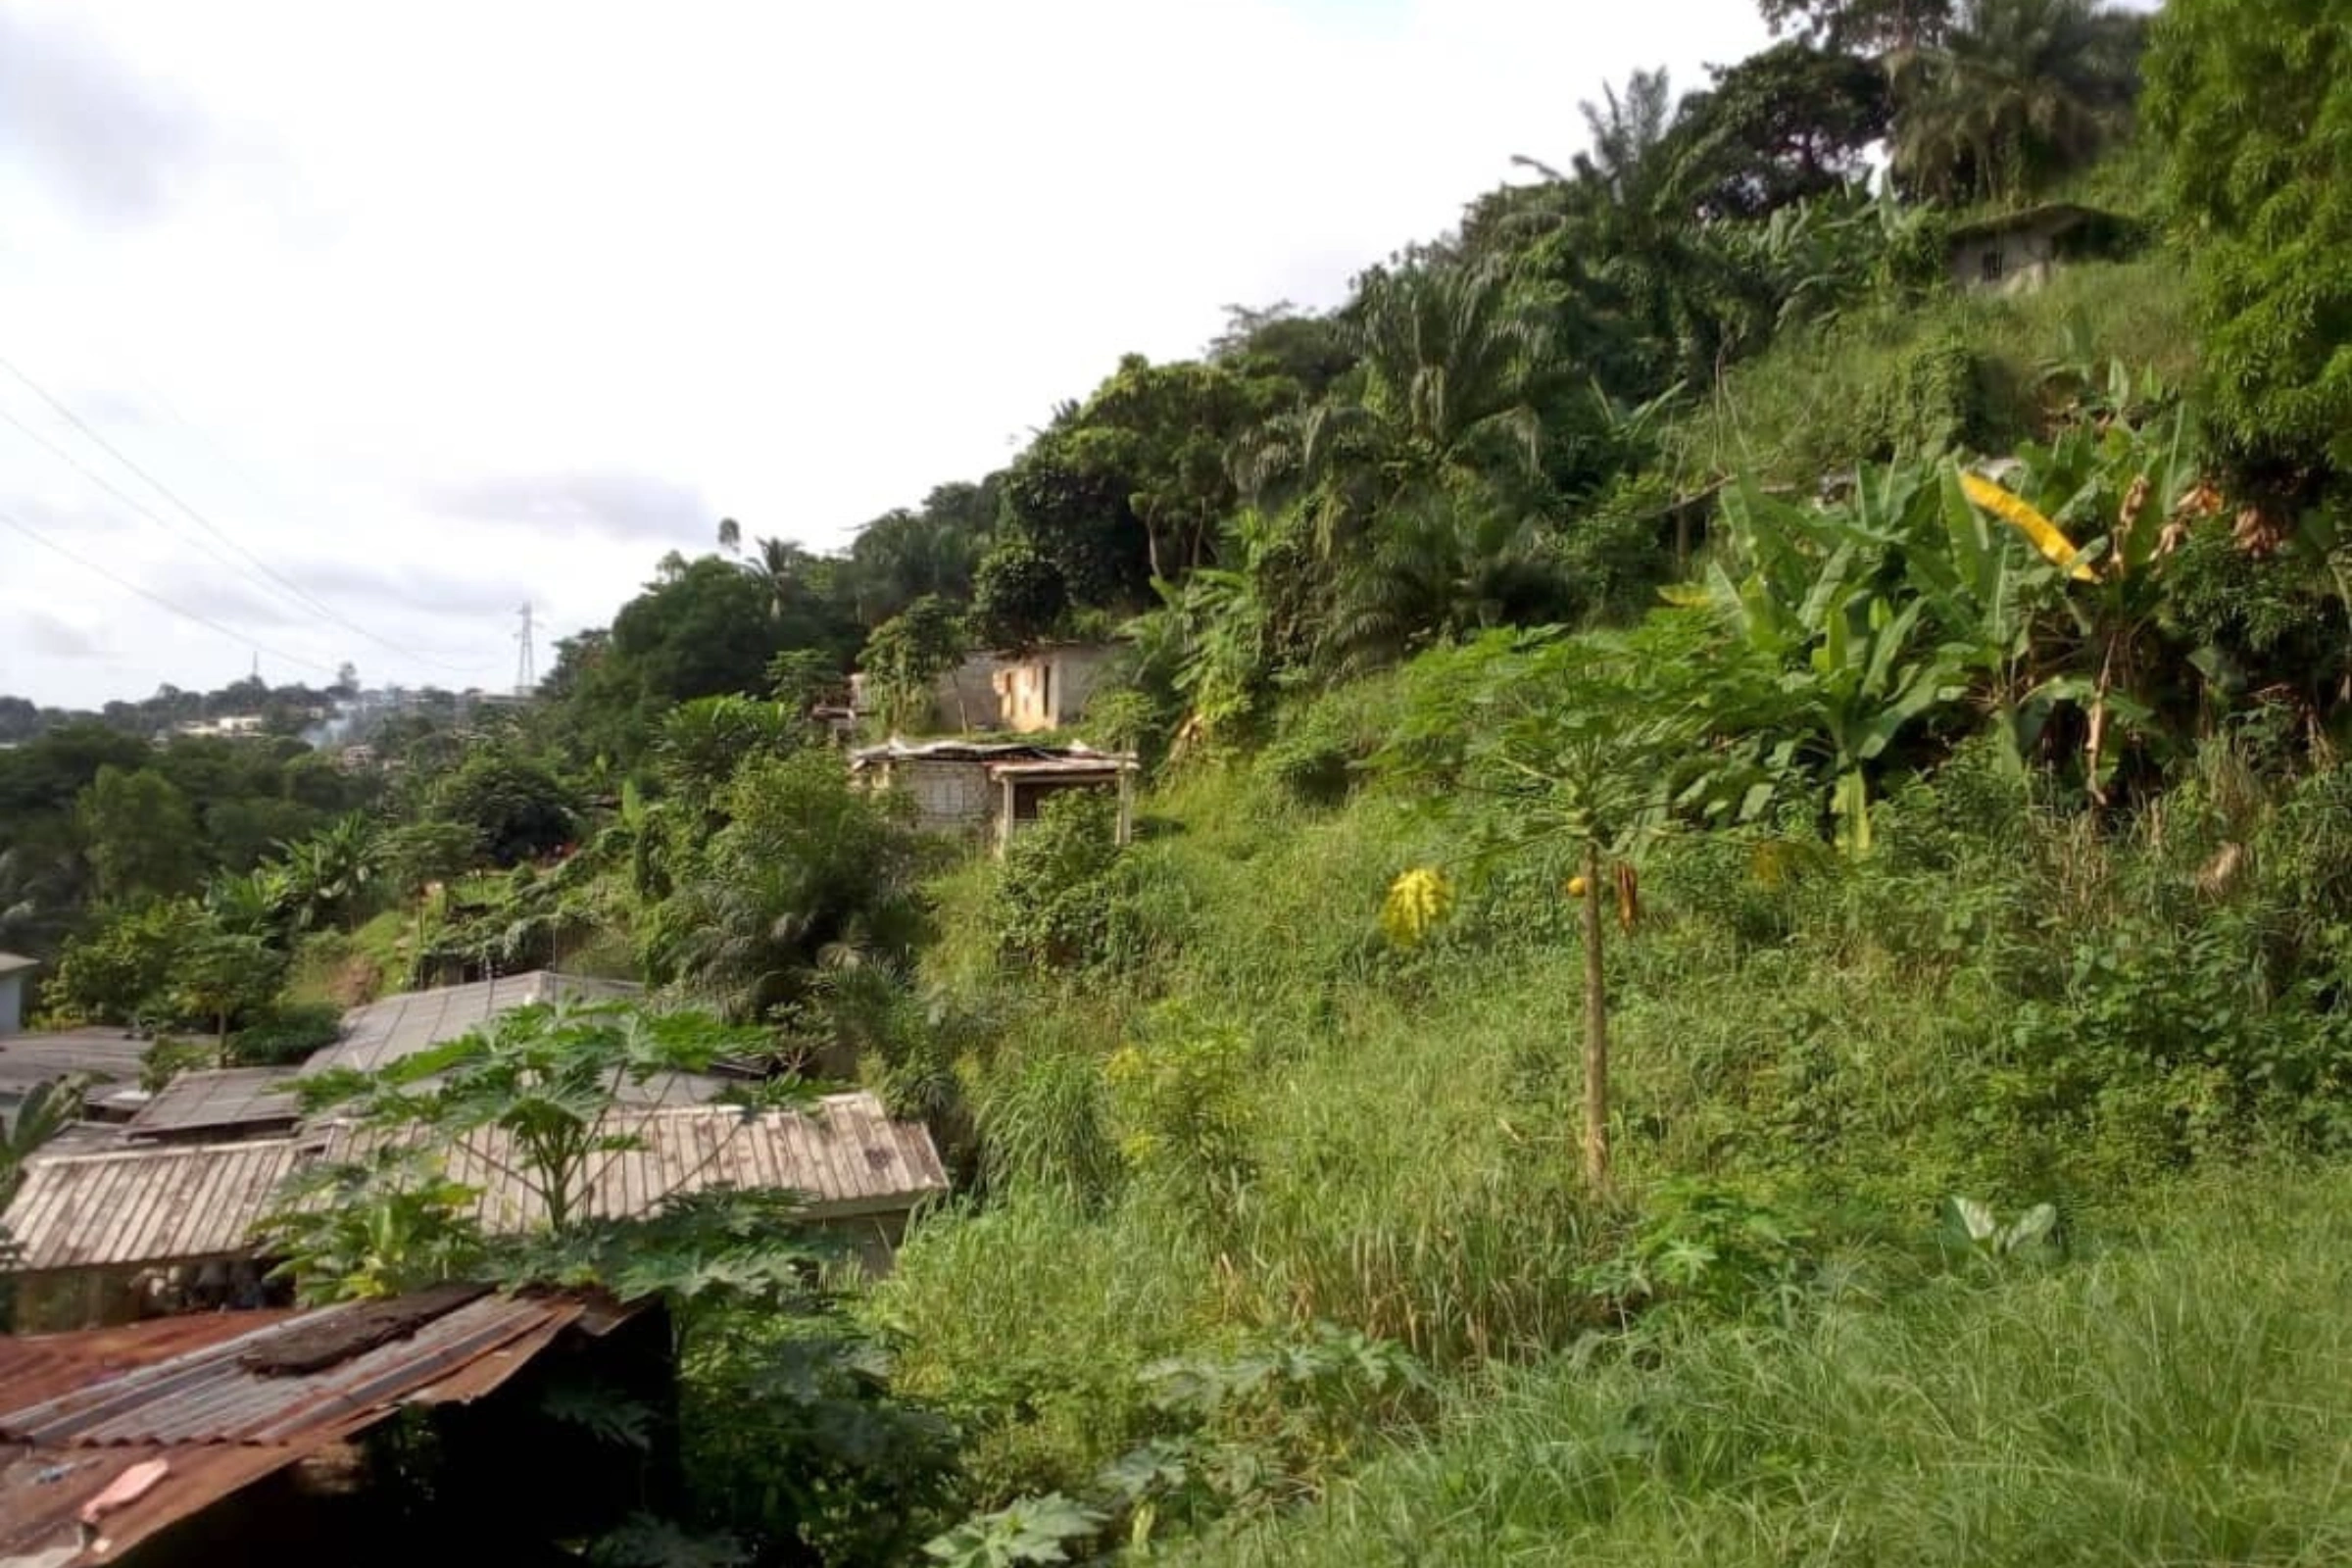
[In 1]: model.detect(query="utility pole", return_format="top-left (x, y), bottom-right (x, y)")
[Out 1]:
top-left (514, 603), bottom-right (537, 697)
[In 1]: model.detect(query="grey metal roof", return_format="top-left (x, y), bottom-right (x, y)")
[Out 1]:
top-left (850, 738), bottom-right (1135, 770)
top-left (0, 1028), bottom-right (150, 1097)
top-left (305, 971), bottom-right (644, 1078)
top-left (2, 1137), bottom-right (316, 1272)
top-left (327, 1092), bottom-right (951, 1227)
top-left (0, 1092), bottom-right (947, 1273)
top-left (0, 951), bottom-right (37, 976)
top-left (125, 1067), bottom-right (302, 1140)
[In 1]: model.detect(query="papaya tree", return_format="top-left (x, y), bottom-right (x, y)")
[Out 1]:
top-left (1376, 614), bottom-right (1765, 1193)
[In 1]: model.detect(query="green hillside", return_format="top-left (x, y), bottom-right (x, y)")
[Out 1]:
top-left (13, 1), bottom-right (2352, 1563)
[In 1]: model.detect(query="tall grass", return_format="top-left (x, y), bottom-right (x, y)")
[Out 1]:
top-left (1183, 1165), bottom-right (2352, 1567)
top-left (1673, 256), bottom-right (2194, 488)
top-left (877, 711), bottom-right (2352, 1519)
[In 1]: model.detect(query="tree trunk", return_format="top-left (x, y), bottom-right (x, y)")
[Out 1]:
top-left (217, 1011), bottom-right (231, 1069)
top-left (1580, 838), bottom-right (1610, 1196)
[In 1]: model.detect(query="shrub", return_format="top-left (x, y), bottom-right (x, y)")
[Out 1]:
top-left (230, 1002), bottom-right (346, 1066)
top-left (993, 793), bottom-right (1123, 969)
top-left (1864, 332), bottom-right (1988, 458)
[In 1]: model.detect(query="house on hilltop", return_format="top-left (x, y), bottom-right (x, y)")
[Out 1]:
top-left (853, 642), bottom-right (1120, 736)
top-left (1946, 203), bottom-right (2139, 294)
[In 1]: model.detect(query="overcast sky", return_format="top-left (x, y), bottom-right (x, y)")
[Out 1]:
top-left (0, 0), bottom-right (1794, 708)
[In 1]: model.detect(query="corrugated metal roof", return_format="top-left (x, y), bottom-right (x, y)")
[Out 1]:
top-left (1, 1093), bottom-right (945, 1275)
top-left (123, 1066), bottom-right (300, 1139)
top-left (0, 1311), bottom-right (298, 1411)
top-left (987, 757), bottom-right (1136, 779)
top-left (0, 1028), bottom-right (150, 1097)
top-left (2, 1137), bottom-right (315, 1273)
top-left (849, 739), bottom-right (1133, 770)
top-left (306, 971), bottom-right (644, 1077)
top-left (331, 1092), bottom-right (951, 1228)
top-left (0, 1289), bottom-right (620, 1564)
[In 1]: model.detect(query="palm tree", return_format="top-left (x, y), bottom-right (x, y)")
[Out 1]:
top-left (1889, 0), bottom-right (2145, 205)
top-left (1244, 262), bottom-right (1548, 559)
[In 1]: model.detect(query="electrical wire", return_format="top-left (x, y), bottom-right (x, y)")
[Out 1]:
top-left (0, 350), bottom-right (482, 674)
top-left (0, 503), bottom-right (343, 677)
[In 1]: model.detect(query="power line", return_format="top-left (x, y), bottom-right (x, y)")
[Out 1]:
top-left (0, 349), bottom-right (480, 675)
top-left (0, 503), bottom-right (342, 677)
top-left (0, 402), bottom-right (334, 616)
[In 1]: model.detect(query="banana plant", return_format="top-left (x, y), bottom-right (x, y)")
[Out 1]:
top-left (1713, 476), bottom-right (1968, 855)
top-left (1983, 406), bottom-right (2205, 806)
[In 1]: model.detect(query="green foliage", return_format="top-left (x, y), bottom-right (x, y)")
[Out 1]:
top-left (1676, 41), bottom-right (1890, 219)
top-left (229, 1001), bottom-right (345, 1066)
top-left (680, 1313), bottom-right (960, 1566)
top-left (76, 764), bottom-right (203, 905)
top-left (970, 539), bottom-right (1069, 652)
top-left (430, 751), bottom-right (576, 867)
top-left (923, 1494), bottom-right (1103, 1568)
top-left (861, 596), bottom-right (970, 732)
top-left (1888, 0), bottom-right (2146, 205)
top-left (1675, 258), bottom-right (2191, 487)
top-left (644, 750), bottom-right (931, 1028)
top-left (0, 1075), bottom-right (84, 1205)
top-left (1939, 1194), bottom-right (2061, 1262)
top-left (992, 793), bottom-right (1122, 970)
top-left (294, 1001), bottom-right (765, 1233)
top-left (1865, 331), bottom-right (1989, 457)
top-left (44, 899), bottom-right (187, 1024)
top-left (1182, 1168), bottom-right (2352, 1567)
top-left (171, 924), bottom-right (287, 1057)
top-left (2146, 0), bottom-right (2352, 496)
top-left (263, 1147), bottom-right (489, 1303)
top-left (1583, 1178), bottom-right (1821, 1317)
top-left (656, 695), bottom-right (808, 802)
top-left (1102, 1006), bottom-right (1255, 1203)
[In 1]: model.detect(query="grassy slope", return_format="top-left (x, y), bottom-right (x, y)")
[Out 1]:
top-left (1185, 1165), bottom-right (2352, 1568)
top-left (1672, 255), bottom-right (2193, 489)
top-left (864, 250), bottom-right (2352, 1556)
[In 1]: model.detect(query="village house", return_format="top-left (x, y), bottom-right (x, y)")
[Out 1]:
top-left (1945, 203), bottom-right (2138, 294)
top-left (849, 738), bottom-right (1138, 851)
top-left (1, 970), bottom-right (953, 1328)
top-left (853, 641), bottom-right (1120, 736)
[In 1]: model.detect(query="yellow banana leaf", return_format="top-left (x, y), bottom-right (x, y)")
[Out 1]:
top-left (1960, 471), bottom-right (2097, 582)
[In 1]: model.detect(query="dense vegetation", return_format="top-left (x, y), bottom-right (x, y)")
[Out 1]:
top-left (16, 0), bottom-right (2352, 1561)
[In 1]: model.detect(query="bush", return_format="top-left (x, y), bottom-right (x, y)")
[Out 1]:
top-left (1864, 331), bottom-right (1989, 458)
top-left (993, 793), bottom-right (1123, 969)
top-left (230, 1002), bottom-right (346, 1066)
top-left (430, 752), bottom-right (576, 867)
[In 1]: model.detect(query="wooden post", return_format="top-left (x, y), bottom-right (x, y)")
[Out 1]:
top-left (1580, 838), bottom-right (1610, 1196)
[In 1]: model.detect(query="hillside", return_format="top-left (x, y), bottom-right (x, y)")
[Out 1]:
top-left (13, 2), bottom-right (2352, 1564)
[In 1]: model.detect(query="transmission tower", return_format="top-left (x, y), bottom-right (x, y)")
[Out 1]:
top-left (514, 602), bottom-right (536, 696)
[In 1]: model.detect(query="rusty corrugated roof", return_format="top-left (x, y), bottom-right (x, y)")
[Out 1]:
top-left (0, 1289), bottom-right (619, 1565)
top-left (0, 1310), bottom-right (299, 1411)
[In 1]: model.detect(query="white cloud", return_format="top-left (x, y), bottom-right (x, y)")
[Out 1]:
top-left (0, 0), bottom-right (1775, 707)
